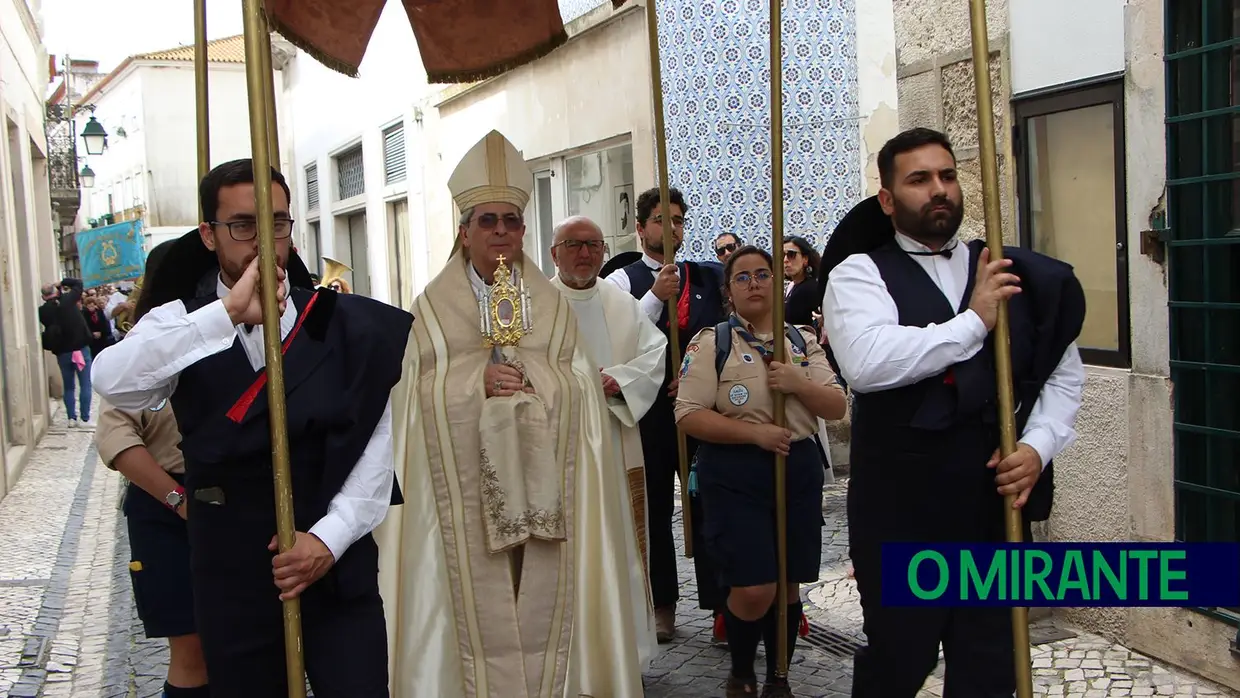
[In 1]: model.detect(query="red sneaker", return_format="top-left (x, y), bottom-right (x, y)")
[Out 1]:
top-left (799, 613), bottom-right (809, 637)
top-left (713, 610), bottom-right (728, 645)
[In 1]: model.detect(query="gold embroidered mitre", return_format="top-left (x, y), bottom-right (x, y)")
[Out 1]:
top-left (448, 130), bottom-right (533, 212)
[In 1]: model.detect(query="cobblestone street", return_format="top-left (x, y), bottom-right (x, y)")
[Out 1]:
top-left (0, 403), bottom-right (1234, 697)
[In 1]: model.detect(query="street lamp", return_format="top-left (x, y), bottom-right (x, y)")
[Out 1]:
top-left (80, 116), bottom-right (108, 156)
top-left (79, 164), bottom-right (95, 188)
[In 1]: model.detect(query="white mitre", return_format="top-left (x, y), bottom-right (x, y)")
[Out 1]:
top-left (449, 130), bottom-right (533, 212)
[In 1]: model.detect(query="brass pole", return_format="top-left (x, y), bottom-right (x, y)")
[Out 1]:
top-left (257, 3), bottom-right (280, 168)
top-left (643, 0), bottom-right (693, 558)
top-left (768, 0), bottom-right (790, 680)
top-left (966, 1), bottom-right (1032, 696)
top-left (240, 0), bottom-right (306, 695)
top-left (194, 0), bottom-right (209, 190)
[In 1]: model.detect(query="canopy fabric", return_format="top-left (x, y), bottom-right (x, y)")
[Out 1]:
top-left (266, 0), bottom-right (582, 83)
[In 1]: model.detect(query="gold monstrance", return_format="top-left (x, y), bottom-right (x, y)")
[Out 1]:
top-left (479, 254), bottom-right (533, 348)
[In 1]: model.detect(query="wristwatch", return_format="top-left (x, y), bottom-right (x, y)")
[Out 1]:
top-left (164, 486), bottom-right (186, 510)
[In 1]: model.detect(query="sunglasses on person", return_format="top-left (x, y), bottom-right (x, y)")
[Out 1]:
top-left (716, 243), bottom-right (738, 256)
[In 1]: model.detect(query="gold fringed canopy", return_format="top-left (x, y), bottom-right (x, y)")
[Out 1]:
top-left (265, 0), bottom-right (576, 83)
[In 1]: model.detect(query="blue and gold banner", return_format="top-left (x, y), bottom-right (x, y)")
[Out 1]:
top-left (77, 220), bottom-right (146, 287)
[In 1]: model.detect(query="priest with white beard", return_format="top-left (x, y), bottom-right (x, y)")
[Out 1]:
top-left (549, 215), bottom-right (666, 671)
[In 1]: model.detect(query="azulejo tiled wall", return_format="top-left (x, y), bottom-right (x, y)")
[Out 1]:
top-left (654, 0), bottom-right (862, 260)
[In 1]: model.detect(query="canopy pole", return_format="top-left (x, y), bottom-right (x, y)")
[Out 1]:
top-left (258, 4), bottom-right (280, 168)
top-left (240, 1), bottom-right (306, 694)
top-left (194, 0), bottom-right (209, 206)
top-left (643, 0), bottom-right (693, 558)
top-left (768, 0), bottom-right (790, 680)
top-left (966, 0), bottom-right (1033, 695)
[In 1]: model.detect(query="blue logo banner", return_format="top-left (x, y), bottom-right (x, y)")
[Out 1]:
top-left (77, 220), bottom-right (146, 287)
top-left (881, 543), bottom-right (1240, 607)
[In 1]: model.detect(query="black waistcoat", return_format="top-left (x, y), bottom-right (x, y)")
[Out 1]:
top-left (171, 283), bottom-right (411, 599)
top-left (847, 240), bottom-right (1044, 547)
top-left (621, 259), bottom-right (727, 436)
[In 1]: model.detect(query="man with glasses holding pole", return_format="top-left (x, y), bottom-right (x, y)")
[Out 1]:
top-left (92, 159), bottom-right (411, 697)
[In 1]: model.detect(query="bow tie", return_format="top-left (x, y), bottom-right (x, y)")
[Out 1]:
top-left (906, 242), bottom-right (957, 259)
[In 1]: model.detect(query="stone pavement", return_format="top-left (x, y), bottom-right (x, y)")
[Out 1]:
top-left (0, 402), bottom-right (1234, 697)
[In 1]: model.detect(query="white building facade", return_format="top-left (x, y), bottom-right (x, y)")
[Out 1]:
top-left (0, 0), bottom-right (63, 499)
top-left (891, 0), bottom-right (1240, 688)
top-left (74, 35), bottom-right (292, 252)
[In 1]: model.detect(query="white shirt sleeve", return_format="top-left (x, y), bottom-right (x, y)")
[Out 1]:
top-left (821, 254), bottom-right (989, 393)
top-left (309, 398), bottom-right (395, 560)
top-left (1018, 342), bottom-right (1086, 470)
top-left (606, 266), bottom-right (668, 323)
top-left (90, 299), bottom-right (238, 410)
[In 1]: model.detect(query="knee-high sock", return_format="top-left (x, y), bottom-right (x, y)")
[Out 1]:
top-left (163, 682), bottom-right (210, 698)
top-left (724, 605), bottom-right (764, 680)
top-left (763, 601), bottom-right (803, 683)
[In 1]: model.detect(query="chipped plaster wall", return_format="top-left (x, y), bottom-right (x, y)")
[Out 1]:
top-left (892, 0), bottom-right (1018, 246)
top-left (855, 0), bottom-right (899, 197)
top-left (891, 0), bottom-right (1240, 689)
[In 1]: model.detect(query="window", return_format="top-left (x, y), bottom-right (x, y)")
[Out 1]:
top-left (306, 164), bottom-right (319, 212)
top-left (1013, 80), bottom-right (1130, 368)
top-left (383, 123), bottom-right (407, 185)
top-left (336, 146), bottom-right (365, 200)
top-left (304, 221), bottom-right (322, 276)
top-left (389, 199), bottom-right (411, 307)
top-left (566, 143), bottom-right (636, 260)
top-left (1166, 0), bottom-right (1240, 569)
top-left (530, 171), bottom-right (556, 276)
top-left (333, 212), bottom-right (370, 296)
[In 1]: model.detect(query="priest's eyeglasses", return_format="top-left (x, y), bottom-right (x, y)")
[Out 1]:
top-left (732, 270), bottom-right (773, 287)
top-left (210, 218), bottom-right (295, 241)
top-left (471, 212), bottom-right (524, 230)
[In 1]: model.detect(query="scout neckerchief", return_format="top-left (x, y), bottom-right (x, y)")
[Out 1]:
top-left (727, 314), bottom-right (809, 367)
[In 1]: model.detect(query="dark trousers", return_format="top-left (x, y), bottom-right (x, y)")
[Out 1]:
top-left (187, 492), bottom-right (387, 697)
top-left (641, 414), bottom-right (725, 611)
top-left (850, 546), bottom-right (1016, 698)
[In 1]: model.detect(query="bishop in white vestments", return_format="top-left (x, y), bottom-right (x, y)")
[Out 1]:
top-left (376, 131), bottom-right (644, 698)
top-left (548, 215), bottom-right (667, 671)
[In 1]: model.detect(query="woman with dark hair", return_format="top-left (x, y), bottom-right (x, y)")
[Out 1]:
top-left (782, 236), bottom-right (821, 328)
top-left (673, 245), bottom-right (847, 697)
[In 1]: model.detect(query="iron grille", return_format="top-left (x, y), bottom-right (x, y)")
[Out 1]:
top-left (1164, 0), bottom-right (1240, 618)
top-left (336, 146), bottom-right (365, 200)
top-left (383, 123), bottom-right (407, 184)
top-left (45, 103), bottom-right (78, 191)
top-left (306, 164), bottom-right (319, 211)
top-left (801, 621), bottom-right (864, 659)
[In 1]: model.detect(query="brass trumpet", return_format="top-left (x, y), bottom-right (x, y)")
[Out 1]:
top-left (114, 276), bottom-right (144, 334)
top-left (319, 256), bottom-right (352, 294)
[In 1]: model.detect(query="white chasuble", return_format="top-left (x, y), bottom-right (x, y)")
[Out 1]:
top-left (550, 275), bottom-right (667, 671)
top-left (376, 250), bottom-right (643, 698)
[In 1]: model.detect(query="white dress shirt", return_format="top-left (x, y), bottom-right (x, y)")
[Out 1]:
top-left (90, 274), bottom-right (395, 561)
top-left (604, 252), bottom-right (677, 323)
top-left (821, 232), bottom-right (1086, 469)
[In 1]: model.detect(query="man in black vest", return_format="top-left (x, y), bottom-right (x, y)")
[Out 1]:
top-left (605, 185), bottom-right (729, 642)
top-left (821, 128), bottom-right (1086, 696)
top-left (92, 159), bottom-right (411, 697)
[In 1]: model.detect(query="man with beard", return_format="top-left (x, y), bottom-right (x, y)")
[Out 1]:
top-left (821, 128), bottom-right (1086, 696)
top-left (606, 186), bottom-right (729, 644)
top-left (92, 159), bottom-right (411, 696)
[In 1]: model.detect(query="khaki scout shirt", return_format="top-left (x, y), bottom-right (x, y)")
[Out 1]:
top-left (674, 323), bottom-right (843, 440)
top-left (95, 399), bottom-right (185, 474)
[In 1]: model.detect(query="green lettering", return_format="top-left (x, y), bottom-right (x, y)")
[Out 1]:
top-left (1092, 550), bottom-right (1126, 600)
top-left (1129, 550), bottom-right (1158, 600)
top-left (1010, 548), bottom-right (1020, 600)
top-left (962, 550), bottom-right (1005, 600)
top-left (908, 551), bottom-right (949, 600)
top-left (1023, 550), bottom-right (1055, 602)
top-left (1159, 550), bottom-right (1188, 601)
top-left (1058, 550), bottom-right (1090, 601)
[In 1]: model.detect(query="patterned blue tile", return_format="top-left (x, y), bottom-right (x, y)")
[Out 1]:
top-left (653, 0), bottom-right (861, 260)
top-left (559, 0), bottom-right (609, 23)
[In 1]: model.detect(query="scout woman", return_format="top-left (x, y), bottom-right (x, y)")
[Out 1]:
top-left (94, 240), bottom-right (209, 698)
top-left (674, 245), bottom-right (848, 697)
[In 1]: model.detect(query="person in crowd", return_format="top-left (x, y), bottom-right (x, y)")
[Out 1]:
top-left (38, 277), bottom-right (94, 427)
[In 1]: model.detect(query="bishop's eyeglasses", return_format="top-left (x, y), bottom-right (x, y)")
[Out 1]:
top-left (210, 218), bottom-right (295, 241)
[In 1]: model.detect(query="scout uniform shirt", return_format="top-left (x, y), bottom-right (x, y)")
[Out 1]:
top-left (674, 321), bottom-right (843, 438)
top-left (96, 398), bottom-right (184, 473)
